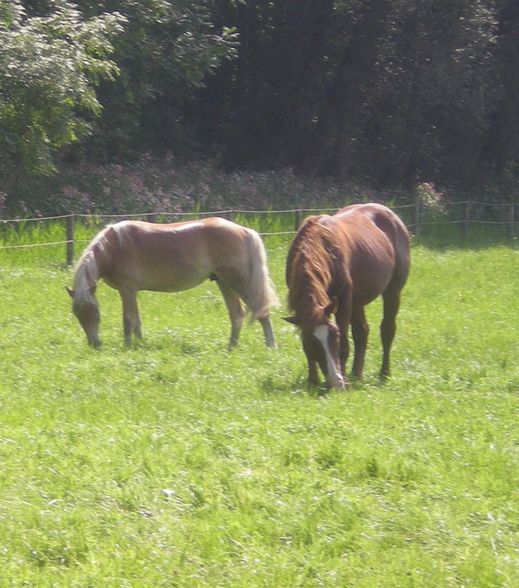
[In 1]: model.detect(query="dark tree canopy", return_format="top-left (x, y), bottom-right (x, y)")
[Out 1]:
top-left (1, 0), bottom-right (519, 212)
top-left (196, 0), bottom-right (511, 191)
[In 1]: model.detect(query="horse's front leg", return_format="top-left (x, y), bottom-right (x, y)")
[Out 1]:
top-left (119, 287), bottom-right (140, 347)
top-left (335, 295), bottom-right (352, 381)
top-left (307, 360), bottom-right (320, 386)
top-left (337, 329), bottom-right (349, 383)
top-left (302, 338), bottom-right (320, 386)
top-left (133, 308), bottom-right (143, 341)
top-left (351, 305), bottom-right (369, 379)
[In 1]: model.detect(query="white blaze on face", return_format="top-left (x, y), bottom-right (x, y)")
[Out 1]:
top-left (313, 324), bottom-right (344, 389)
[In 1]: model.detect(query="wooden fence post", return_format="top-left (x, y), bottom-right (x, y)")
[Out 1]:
top-left (294, 209), bottom-right (303, 231)
top-left (462, 200), bottom-right (471, 239)
top-left (66, 214), bottom-right (75, 266)
top-left (509, 202), bottom-right (515, 239)
top-left (414, 199), bottom-right (421, 237)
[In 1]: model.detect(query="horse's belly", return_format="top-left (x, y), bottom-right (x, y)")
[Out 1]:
top-left (140, 272), bottom-right (207, 292)
top-left (134, 259), bottom-right (211, 292)
top-left (352, 268), bottom-right (393, 305)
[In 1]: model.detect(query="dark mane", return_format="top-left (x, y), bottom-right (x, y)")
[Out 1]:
top-left (286, 216), bottom-right (335, 330)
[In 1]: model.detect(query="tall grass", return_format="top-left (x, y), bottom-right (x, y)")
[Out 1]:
top-left (0, 220), bottom-right (518, 586)
top-left (1, 207), bottom-right (516, 268)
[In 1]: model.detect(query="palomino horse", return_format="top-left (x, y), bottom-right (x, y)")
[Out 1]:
top-left (285, 203), bottom-right (410, 389)
top-left (67, 218), bottom-right (278, 349)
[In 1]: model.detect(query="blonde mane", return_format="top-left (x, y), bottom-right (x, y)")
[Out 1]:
top-left (286, 216), bottom-right (335, 330)
top-left (73, 222), bottom-right (131, 304)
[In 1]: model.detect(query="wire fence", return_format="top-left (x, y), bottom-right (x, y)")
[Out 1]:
top-left (0, 200), bottom-right (517, 265)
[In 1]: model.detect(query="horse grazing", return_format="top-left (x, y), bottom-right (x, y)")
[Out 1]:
top-left (67, 218), bottom-right (278, 349)
top-left (285, 203), bottom-right (410, 389)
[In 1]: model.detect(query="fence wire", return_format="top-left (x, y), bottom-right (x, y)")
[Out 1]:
top-left (0, 201), bottom-right (517, 257)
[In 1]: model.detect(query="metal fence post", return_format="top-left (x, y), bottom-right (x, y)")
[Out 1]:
top-left (66, 214), bottom-right (75, 266)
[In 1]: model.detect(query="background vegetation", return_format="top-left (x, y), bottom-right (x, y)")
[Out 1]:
top-left (1, 1), bottom-right (519, 215)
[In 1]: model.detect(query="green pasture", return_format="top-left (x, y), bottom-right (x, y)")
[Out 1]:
top-left (0, 219), bottom-right (518, 586)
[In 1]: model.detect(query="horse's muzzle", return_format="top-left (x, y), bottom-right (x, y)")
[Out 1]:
top-left (327, 374), bottom-right (346, 390)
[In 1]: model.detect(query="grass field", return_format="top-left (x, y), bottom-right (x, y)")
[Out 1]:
top-left (0, 221), bottom-right (518, 586)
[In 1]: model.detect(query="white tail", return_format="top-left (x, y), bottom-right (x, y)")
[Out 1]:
top-left (245, 229), bottom-right (279, 319)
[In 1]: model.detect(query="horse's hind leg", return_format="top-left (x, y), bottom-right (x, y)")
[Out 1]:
top-left (351, 305), bottom-right (369, 379)
top-left (217, 281), bottom-right (245, 349)
top-left (119, 287), bottom-right (141, 346)
top-left (216, 269), bottom-right (275, 349)
top-left (380, 288), bottom-right (401, 379)
top-left (259, 316), bottom-right (276, 349)
top-left (134, 307), bottom-right (143, 340)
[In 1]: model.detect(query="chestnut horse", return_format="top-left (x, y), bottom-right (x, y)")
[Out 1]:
top-left (67, 218), bottom-right (278, 349)
top-left (285, 203), bottom-right (410, 389)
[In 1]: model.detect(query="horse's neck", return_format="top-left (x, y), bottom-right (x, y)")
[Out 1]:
top-left (299, 233), bottom-right (349, 301)
top-left (74, 248), bottom-right (102, 294)
top-left (289, 253), bottom-right (330, 317)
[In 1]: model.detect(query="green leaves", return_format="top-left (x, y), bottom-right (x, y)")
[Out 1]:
top-left (0, 0), bottom-right (125, 178)
top-left (81, 0), bottom-right (238, 157)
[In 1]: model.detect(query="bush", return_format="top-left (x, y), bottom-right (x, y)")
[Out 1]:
top-left (3, 156), bottom-right (381, 216)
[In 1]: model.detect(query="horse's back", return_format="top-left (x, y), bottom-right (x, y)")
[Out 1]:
top-left (116, 217), bottom-right (248, 254)
top-left (103, 218), bottom-right (251, 292)
top-left (332, 203), bottom-right (410, 300)
top-left (335, 203), bottom-right (409, 258)
top-left (336, 203), bottom-right (407, 236)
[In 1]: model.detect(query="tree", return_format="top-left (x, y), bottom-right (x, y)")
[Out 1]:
top-left (343, 0), bottom-right (499, 188)
top-left (0, 0), bottom-right (124, 193)
top-left (196, 1), bottom-right (502, 192)
top-left (74, 0), bottom-right (238, 161)
top-left (483, 0), bottom-right (519, 193)
top-left (193, 0), bottom-right (336, 169)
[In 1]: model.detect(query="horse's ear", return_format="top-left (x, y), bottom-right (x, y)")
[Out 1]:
top-left (66, 286), bottom-right (75, 298)
top-left (283, 316), bottom-right (299, 325)
top-left (324, 297), bottom-right (338, 317)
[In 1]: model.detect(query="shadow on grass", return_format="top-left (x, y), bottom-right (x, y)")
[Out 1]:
top-left (258, 373), bottom-right (328, 396)
top-left (124, 336), bottom-right (206, 356)
top-left (259, 372), bottom-right (376, 397)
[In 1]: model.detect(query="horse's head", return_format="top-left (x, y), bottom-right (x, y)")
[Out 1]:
top-left (66, 286), bottom-right (101, 348)
top-left (284, 299), bottom-right (345, 389)
top-left (308, 321), bottom-right (344, 389)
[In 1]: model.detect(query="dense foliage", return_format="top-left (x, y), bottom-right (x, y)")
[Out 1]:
top-left (1, 1), bottom-right (518, 213)
top-left (199, 0), bottom-right (517, 190)
top-left (0, 1), bottom-right (124, 179)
